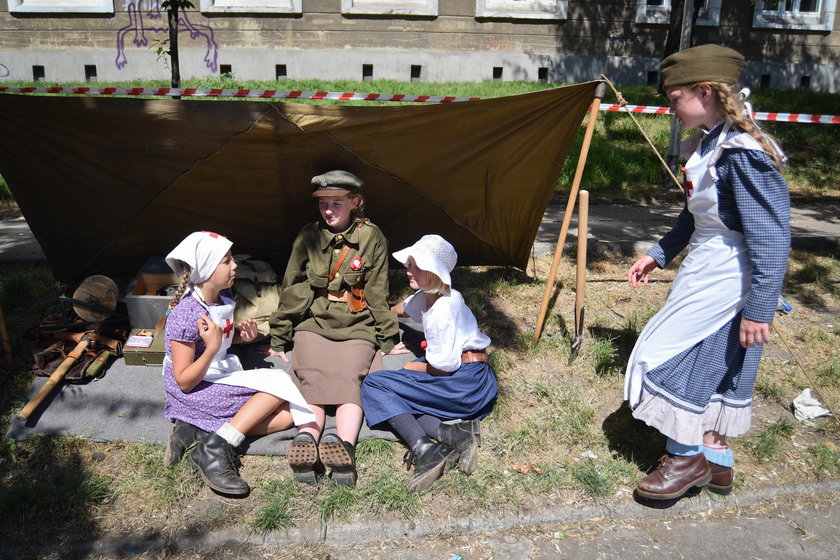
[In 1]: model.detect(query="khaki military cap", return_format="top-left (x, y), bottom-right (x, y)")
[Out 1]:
top-left (310, 170), bottom-right (365, 197)
top-left (660, 44), bottom-right (745, 88)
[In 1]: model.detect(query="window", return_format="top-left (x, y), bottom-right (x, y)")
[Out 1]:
top-left (410, 65), bottom-right (422, 82)
top-left (753, 0), bottom-right (835, 31)
top-left (341, 0), bottom-right (438, 16)
top-left (200, 0), bottom-right (301, 14)
top-left (635, 0), bottom-right (722, 27)
top-left (476, 1), bottom-right (567, 20)
top-left (8, 0), bottom-right (113, 13)
top-left (362, 64), bottom-right (374, 81)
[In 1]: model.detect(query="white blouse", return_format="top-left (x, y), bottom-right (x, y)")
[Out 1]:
top-left (403, 289), bottom-right (491, 373)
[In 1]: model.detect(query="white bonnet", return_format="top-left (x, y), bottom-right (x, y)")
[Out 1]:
top-left (165, 231), bottom-right (233, 285)
top-left (392, 234), bottom-right (457, 287)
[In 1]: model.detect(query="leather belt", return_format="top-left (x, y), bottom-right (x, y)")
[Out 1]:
top-left (314, 287), bottom-right (349, 302)
top-left (461, 349), bottom-right (489, 364)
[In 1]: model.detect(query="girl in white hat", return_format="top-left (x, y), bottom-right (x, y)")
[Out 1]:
top-left (361, 234), bottom-right (498, 492)
top-left (162, 231), bottom-right (316, 496)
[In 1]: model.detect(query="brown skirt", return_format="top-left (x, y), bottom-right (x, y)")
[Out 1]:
top-left (290, 330), bottom-right (383, 406)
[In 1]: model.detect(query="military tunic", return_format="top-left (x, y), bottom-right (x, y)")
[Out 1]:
top-left (269, 219), bottom-right (399, 405)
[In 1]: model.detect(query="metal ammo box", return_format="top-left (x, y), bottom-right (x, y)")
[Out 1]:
top-left (123, 328), bottom-right (166, 366)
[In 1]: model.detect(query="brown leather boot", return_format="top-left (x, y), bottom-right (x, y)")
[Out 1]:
top-left (636, 453), bottom-right (712, 500)
top-left (707, 463), bottom-right (734, 495)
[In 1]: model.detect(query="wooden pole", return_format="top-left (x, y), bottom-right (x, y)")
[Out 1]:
top-left (17, 333), bottom-right (95, 422)
top-left (568, 190), bottom-right (589, 364)
top-left (533, 81), bottom-right (606, 342)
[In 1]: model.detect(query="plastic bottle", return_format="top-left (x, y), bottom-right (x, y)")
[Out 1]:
top-left (777, 294), bottom-right (793, 314)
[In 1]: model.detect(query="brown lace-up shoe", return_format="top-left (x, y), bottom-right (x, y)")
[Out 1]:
top-left (636, 453), bottom-right (712, 500)
top-left (707, 463), bottom-right (734, 495)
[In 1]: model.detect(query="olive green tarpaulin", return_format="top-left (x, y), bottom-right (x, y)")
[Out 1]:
top-left (0, 82), bottom-right (599, 282)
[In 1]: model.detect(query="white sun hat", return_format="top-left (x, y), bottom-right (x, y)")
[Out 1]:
top-left (392, 234), bottom-right (457, 287)
top-left (165, 231), bottom-right (233, 285)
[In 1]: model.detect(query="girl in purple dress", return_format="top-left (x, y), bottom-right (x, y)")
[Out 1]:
top-left (163, 231), bottom-right (315, 496)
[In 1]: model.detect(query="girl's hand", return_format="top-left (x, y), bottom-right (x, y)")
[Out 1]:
top-left (384, 342), bottom-right (411, 355)
top-left (740, 317), bottom-right (770, 349)
top-left (268, 348), bottom-right (290, 363)
top-left (403, 360), bottom-right (427, 373)
top-left (197, 313), bottom-right (222, 350)
top-left (627, 255), bottom-right (658, 287)
top-left (237, 318), bottom-right (259, 343)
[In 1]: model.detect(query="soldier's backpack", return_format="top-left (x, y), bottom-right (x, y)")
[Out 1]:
top-left (231, 255), bottom-right (281, 340)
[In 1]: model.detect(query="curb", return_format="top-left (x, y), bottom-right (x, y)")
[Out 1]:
top-left (68, 480), bottom-right (840, 556)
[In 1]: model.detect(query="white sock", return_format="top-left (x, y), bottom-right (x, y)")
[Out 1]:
top-left (216, 422), bottom-right (245, 447)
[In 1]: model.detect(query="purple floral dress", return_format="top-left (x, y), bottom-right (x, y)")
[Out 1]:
top-left (163, 291), bottom-right (256, 432)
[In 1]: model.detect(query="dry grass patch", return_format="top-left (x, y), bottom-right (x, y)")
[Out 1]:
top-left (1, 248), bottom-right (838, 554)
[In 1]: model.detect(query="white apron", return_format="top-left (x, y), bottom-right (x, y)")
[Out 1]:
top-left (624, 123), bottom-right (761, 408)
top-left (165, 287), bottom-right (316, 426)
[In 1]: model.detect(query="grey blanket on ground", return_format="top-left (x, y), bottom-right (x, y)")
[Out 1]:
top-left (6, 337), bottom-right (420, 456)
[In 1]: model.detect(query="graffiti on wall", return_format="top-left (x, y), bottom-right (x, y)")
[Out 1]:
top-left (116, 1), bottom-right (219, 73)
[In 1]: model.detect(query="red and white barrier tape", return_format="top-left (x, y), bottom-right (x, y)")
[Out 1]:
top-left (0, 86), bottom-right (479, 104)
top-left (1, 86), bottom-right (837, 124)
top-left (600, 102), bottom-right (840, 124)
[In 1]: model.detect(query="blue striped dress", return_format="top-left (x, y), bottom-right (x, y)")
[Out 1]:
top-left (631, 123), bottom-right (790, 444)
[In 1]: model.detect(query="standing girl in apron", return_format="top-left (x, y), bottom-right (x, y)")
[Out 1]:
top-left (624, 45), bottom-right (790, 500)
top-left (163, 231), bottom-right (316, 496)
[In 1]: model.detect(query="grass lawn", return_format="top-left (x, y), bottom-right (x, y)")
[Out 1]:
top-left (1, 248), bottom-right (838, 557)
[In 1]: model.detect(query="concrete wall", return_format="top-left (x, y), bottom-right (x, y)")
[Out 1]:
top-left (1, 1), bottom-right (838, 91)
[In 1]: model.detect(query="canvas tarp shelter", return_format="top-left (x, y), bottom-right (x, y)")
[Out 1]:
top-left (0, 82), bottom-right (599, 282)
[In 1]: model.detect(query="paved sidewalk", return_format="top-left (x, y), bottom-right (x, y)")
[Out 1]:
top-left (534, 197), bottom-right (840, 256)
top-left (2, 199), bottom-right (838, 265)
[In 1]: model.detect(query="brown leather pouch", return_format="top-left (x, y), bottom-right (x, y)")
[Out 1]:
top-left (347, 284), bottom-right (368, 313)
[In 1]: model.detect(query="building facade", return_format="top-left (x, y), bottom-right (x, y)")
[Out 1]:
top-left (1, 1), bottom-right (838, 91)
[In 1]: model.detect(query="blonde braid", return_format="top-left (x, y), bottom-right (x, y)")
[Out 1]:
top-left (709, 82), bottom-right (783, 172)
top-left (167, 267), bottom-right (192, 313)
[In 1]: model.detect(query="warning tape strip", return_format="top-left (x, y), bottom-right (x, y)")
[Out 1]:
top-left (1, 86), bottom-right (838, 124)
top-left (599, 103), bottom-right (840, 124)
top-left (0, 86), bottom-right (479, 104)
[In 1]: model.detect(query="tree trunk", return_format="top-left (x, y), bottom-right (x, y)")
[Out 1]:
top-left (168, 5), bottom-right (181, 90)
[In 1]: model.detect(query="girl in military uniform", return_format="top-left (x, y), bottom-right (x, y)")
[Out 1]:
top-left (269, 170), bottom-right (401, 486)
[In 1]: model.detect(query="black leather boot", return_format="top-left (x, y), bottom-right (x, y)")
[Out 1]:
top-left (189, 431), bottom-right (250, 496)
top-left (164, 420), bottom-right (206, 468)
top-left (404, 436), bottom-right (458, 493)
top-left (438, 420), bottom-right (480, 475)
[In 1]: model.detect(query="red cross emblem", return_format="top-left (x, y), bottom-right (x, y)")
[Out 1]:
top-left (222, 318), bottom-right (234, 338)
top-left (682, 167), bottom-right (694, 198)
top-left (201, 231), bottom-right (227, 239)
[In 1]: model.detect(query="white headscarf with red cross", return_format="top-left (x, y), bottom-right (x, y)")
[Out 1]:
top-left (165, 231), bottom-right (233, 285)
